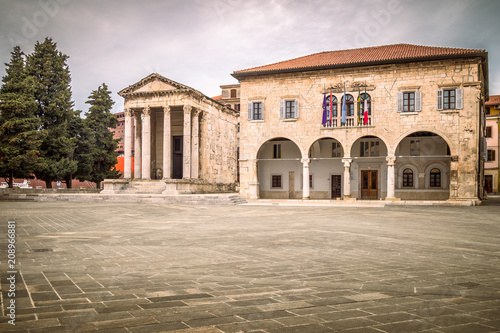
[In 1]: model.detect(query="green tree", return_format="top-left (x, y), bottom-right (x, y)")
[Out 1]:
top-left (66, 110), bottom-right (93, 187)
top-left (26, 37), bottom-right (77, 188)
top-left (85, 83), bottom-right (120, 188)
top-left (0, 46), bottom-right (43, 188)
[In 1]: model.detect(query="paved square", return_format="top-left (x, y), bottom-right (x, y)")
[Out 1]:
top-left (1, 200), bottom-right (499, 332)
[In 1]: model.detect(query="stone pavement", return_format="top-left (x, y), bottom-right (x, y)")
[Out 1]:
top-left (0, 199), bottom-right (499, 333)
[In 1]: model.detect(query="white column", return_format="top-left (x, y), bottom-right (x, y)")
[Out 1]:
top-left (249, 160), bottom-right (260, 199)
top-left (162, 106), bottom-right (171, 179)
top-left (302, 158), bottom-right (310, 200)
top-left (141, 106), bottom-right (151, 180)
top-left (134, 111), bottom-right (142, 179)
top-left (386, 155), bottom-right (396, 199)
top-left (342, 158), bottom-right (352, 198)
top-left (183, 105), bottom-right (192, 179)
top-left (191, 109), bottom-right (200, 179)
top-left (124, 108), bottom-right (133, 179)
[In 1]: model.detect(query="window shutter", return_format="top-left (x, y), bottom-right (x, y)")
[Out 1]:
top-left (247, 102), bottom-right (252, 120)
top-left (456, 88), bottom-right (463, 109)
top-left (261, 102), bottom-right (264, 120)
top-left (415, 91), bottom-right (422, 112)
top-left (437, 90), bottom-right (443, 110)
top-left (294, 99), bottom-right (299, 118)
top-left (280, 100), bottom-right (285, 119)
top-left (397, 92), bottom-right (403, 112)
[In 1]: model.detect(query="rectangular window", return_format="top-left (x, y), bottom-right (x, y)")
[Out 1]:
top-left (285, 100), bottom-right (295, 119)
top-left (487, 149), bottom-right (496, 162)
top-left (403, 170), bottom-right (414, 187)
top-left (360, 141), bottom-right (380, 157)
top-left (332, 142), bottom-right (342, 157)
top-left (410, 139), bottom-right (420, 156)
top-left (403, 92), bottom-right (415, 112)
top-left (486, 127), bottom-right (492, 138)
top-left (271, 175), bottom-right (282, 188)
top-left (273, 144), bottom-right (282, 159)
top-left (309, 175), bottom-right (313, 189)
top-left (443, 89), bottom-right (456, 110)
top-left (253, 102), bottom-right (262, 120)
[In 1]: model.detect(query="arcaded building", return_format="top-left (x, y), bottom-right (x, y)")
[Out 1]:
top-left (232, 44), bottom-right (488, 203)
top-left (103, 73), bottom-right (239, 194)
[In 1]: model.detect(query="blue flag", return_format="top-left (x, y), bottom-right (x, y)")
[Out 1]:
top-left (341, 86), bottom-right (347, 125)
top-left (321, 93), bottom-right (327, 126)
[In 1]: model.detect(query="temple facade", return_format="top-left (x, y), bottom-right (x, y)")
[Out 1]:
top-left (103, 73), bottom-right (239, 194)
top-left (232, 44), bottom-right (489, 203)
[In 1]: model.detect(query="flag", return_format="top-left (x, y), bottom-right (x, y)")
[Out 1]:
top-left (329, 90), bottom-right (333, 126)
top-left (363, 86), bottom-right (369, 125)
top-left (321, 93), bottom-right (327, 126)
top-left (341, 85), bottom-right (346, 126)
top-left (357, 88), bottom-right (361, 125)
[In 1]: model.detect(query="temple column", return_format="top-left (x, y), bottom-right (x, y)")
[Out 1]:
top-left (249, 160), bottom-right (260, 199)
top-left (141, 106), bottom-right (151, 180)
top-left (302, 158), bottom-right (310, 200)
top-left (191, 109), bottom-right (200, 179)
top-left (134, 111), bottom-right (142, 179)
top-left (386, 155), bottom-right (396, 199)
top-left (124, 108), bottom-right (133, 179)
top-left (183, 105), bottom-right (192, 179)
top-left (342, 158), bottom-right (352, 198)
top-left (162, 106), bottom-right (171, 179)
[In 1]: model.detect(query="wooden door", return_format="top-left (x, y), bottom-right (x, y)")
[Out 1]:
top-left (331, 175), bottom-right (341, 199)
top-left (361, 170), bottom-right (378, 200)
top-left (172, 136), bottom-right (183, 179)
top-left (485, 175), bottom-right (493, 193)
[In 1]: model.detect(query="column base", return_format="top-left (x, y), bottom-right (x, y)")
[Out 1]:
top-left (385, 197), bottom-right (401, 201)
top-left (302, 197), bottom-right (310, 200)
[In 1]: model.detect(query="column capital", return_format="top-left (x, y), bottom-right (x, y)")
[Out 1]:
top-left (124, 108), bottom-right (133, 117)
top-left (342, 158), bottom-right (352, 167)
top-left (386, 155), bottom-right (396, 165)
top-left (193, 108), bottom-right (201, 116)
top-left (163, 105), bottom-right (171, 115)
top-left (143, 106), bottom-right (151, 116)
top-left (183, 105), bottom-right (192, 114)
top-left (301, 158), bottom-right (311, 164)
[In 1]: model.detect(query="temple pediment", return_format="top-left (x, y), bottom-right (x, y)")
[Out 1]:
top-left (118, 73), bottom-right (193, 97)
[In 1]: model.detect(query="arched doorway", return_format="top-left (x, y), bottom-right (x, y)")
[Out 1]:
top-left (308, 138), bottom-right (344, 199)
top-left (257, 138), bottom-right (302, 199)
top-left (395, 131), bottom-right (451, 200)
top-left (350, 135), bottom-right (389, 200)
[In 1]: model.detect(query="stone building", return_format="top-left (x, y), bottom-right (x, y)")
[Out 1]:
top-left (103, 73), bottom-right (239, 194)
top-left (232, 44), bottom-right (488, 203)
top-left (485, 95), bottom-right (500, 193)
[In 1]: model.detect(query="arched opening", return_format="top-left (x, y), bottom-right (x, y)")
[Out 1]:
top-left (308, 138), bottom-right (344, 199)
top-left (350, 135), bottom-right (388, 200)
top-left (257, 138), bottom-right (302, 199)
top-left (395, 131), bottom-right (451, 200)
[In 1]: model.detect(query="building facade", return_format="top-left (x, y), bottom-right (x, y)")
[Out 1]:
top-left (103, 73), bottom-right (239, 194)
top-left (485, 95), bottom-right (500, 193)
top-left (233, 44), bottom-right (488, 203)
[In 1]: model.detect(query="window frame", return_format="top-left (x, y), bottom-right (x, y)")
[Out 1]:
top-left (360, 140), bottom-right (380, 157)
top-left (429, 168), bottom-right (441, 188)
top-left (342, 94), bottom-right (355, 117)
top-left (271, 174), bottom-right (283, 189)
top-left (487, 149), bottom-right (496, 162)
top-left (403, 168), bottom-right (414, 188)
top-left (273, 143), bottom-right (282, 159)
top-left (486, 126), bottom-right (492, 138)
top-left (332, 142), bottom-right (342, 158)
top-left (410, 139), bottom-right (421, 156)
top-left (280, 99), bottom-right (299, 119)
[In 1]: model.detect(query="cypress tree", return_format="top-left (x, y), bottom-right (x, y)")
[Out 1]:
top-left (0, 46), bottom-right (43, 188)
top-left (66, 110), bottom-right (93, 187)
top-left (85, 83), bottom-right (120, 188)
top-left (26, 37), bottom-right (77, 188)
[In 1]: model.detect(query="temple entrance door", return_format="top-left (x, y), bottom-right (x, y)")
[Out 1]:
top-left (485, 175), bottom-right (493, 193)
top-left (172, 136), bottom-right (183, 179)
top-left (361, 170), bottom-right (378, 200)
top-left (331, 175), bottom-right (342, 199)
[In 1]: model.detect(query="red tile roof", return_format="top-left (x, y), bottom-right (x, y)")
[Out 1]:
top-left (486, 95), bottom-right (500, 106)
top-left (232, 44), bottom-right (486, 77)
top-left (212, 95), bottom-right (222, 101)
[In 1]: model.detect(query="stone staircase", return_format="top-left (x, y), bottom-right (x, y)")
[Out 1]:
top-left (121, 180), bottom-right (166, 194)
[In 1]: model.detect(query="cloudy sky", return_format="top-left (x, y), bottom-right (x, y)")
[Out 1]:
top-left (1, 0), bottom-right (499, 114)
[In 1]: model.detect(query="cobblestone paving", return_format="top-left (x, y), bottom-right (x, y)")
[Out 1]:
top-left (0, 200), bottom-right (499, 332)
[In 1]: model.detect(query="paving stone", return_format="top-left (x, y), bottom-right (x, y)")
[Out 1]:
top-left (267, 323), bottom-right (333, 333)
top-left (438, 323), bottom-right (499, 333)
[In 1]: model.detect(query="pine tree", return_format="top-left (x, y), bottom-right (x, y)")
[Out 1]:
top-left (66, 110), bottom-right (93, 188)
top-left (26, 37), bottom-right (77, 188)
top-left (85, 83), bottom-right (120, 188)
top-left (0, 46), bottom-right (43, 188)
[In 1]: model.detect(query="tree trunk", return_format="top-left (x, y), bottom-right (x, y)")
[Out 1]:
top-left (65, 176), bottom-right (72, 189)
top-left (96, 181), bottom-right (101, 189)
top-left (45, 180), bottom-right (52, 188)
top-left (8, 173), bottom-right (13, 188)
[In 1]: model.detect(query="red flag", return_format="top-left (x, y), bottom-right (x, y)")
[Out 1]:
top-left (363, 87), bottom-right (368, 125)
top-left (329, 90), bottom-right (333, 126)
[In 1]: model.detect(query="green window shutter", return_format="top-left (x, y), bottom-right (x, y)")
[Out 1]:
top-left (415, 91), bottom-right (422, 112)
top-left (247, 102), bottom-right (252, 120)
top-left (456, 88), bottom-right (463, 109)
top-left (437, 90), bottom-right (443, 110)
top-left (397, 92), bottom-right (403, 112)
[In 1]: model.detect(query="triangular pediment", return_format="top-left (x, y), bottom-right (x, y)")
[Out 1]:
top-left (118, 73), bottom-right (193, 96)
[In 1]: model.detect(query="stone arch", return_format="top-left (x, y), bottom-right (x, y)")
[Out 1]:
top-left (394, 129), bottom-right (454, 156)
top-left (348, 134), bottom-right (391, 156)
top-left (255, 135), bottom-right (305, 160)
top-left (306, 136), bottom-right (345, 158)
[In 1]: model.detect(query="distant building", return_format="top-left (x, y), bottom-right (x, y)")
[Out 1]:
top-left (485, 95), bottom-right (500, 193)
top-left (232, 44), bottom-right (488, 204)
